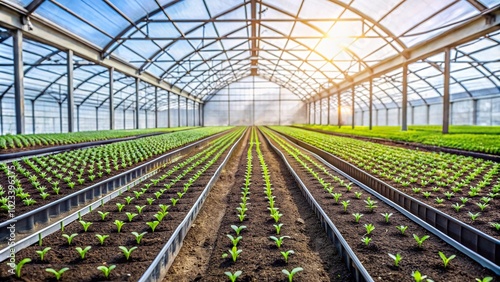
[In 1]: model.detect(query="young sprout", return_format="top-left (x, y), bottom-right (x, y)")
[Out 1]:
top-left (435, 197), bottom-right (444, 204)
top-left (354, 191), bottom-right (363, 199)
top-left (45, 268), bottom-right (69, 281)
top-left (36, 247), bottom-right (51, 261)
top-left (364, 223), bottom-right (375, 235)
top-left (489, 222), bottom-right (500, 231)
top-left (125, 212), bottom-right (138, 222)
top-left (352, 213), bottom-right (363, 223)
top-left (119, 246), bottom-right (138, 260)
top-left (361, 237), bottom-right (372, 246)
top-left (438, 251), bottom-right (456, 268)
top-left (131, 232), bottom-right (147, 244)
top-left (95, 234), bottom-right (110, 245)
top-left (159, 204), bottom-right (170, 213)
top-left (154, 211), bottom-right (168, 222)
top-left (396, 225), bottom-right (408, 235)
top-left (124, 196), bottom-right (133, 205)
top-left (452, 203), bottom-right (464, 212)
top-left (468, 211), bottom-right (480, 221)
top-left (412, 270), bottom-right (429, 282)
top-left (341, 200), bottom-right (350, 212)
top-left (79, 220), bottom-right (93, 232)
top-left (422, 192), bottom-right (432, 199)
top-left (476, 202), bottom-right (489, 211)
top-left (75, 246), bottom-right (91, 259)
top-left (270, 236), bottom-right (290, 248)
top-left (114, 220), bottom-right (125, 233)
top-left (273, 223), bottom-right (284, 235)
top-left (11, 258), bottom-right (31, 278)
top-left (281, 250), bottom-right (294, 263)
top-left (135, 205), bottom-right (146, 214)
top-left (475, 277), bottom-right (493, 282)
top-left (388, 253), bottom-right (402, 267)
top-left (364, 197), bottom-right (377, 212)
top-left (413, 234), bottom-right (430, 249)
top-left (282, 267), bottom-right (303, 282)
top-left (225, 246), bottom-right (242, 262)
top-left (97, 264), bottom-right (116, 279)
top-left (332, 193), bottom-right (342, 203)
top-left (224, 270), bottom-right (242, 282)
top-left (170, 198), bottom-right (179, 206)
top-left (381, 213), bottom-right (393, 223)
top-left (231, 225), bottom-right (247, 235)
top-left (98, 211), bottom-right (110, 221)
top-left (146, 220), bottom-right (160, 232)
top-left (62, 233), bottom-right (78, 245)
top-left (227, 235), bottom-right (243, 247)
top-left (116, 203), bottom-right (125, 212)
top-left (270, 211), bottom-right (283, 223)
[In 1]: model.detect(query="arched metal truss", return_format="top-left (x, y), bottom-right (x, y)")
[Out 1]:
top-left (0, 0), bottom-right (498, 115)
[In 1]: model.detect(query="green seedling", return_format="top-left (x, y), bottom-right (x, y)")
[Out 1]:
top-left (131, 232), bottom-right (147, 244)
top-left (413, 234), bottom-right (430, 248)
top-left (361, 236), bottom-right (372, 246)
top-left (489, 222), bottom-right (500, 231)
top-left (412, 270), bottom-right (430, 282)
top-left (146, 198), bottom-right (155, 205)
top-left (332, 193), bottom-right (342, 203)
top-left (159, 204), bottom-right (170, 213)
top-left (476, 202), bottom-right (489, 211)
top-left (281, 250), bottom-right (294, 263)
top-left (11, 258), bottom-right (31, 278)
top-left (119, 246), bottom-right (138, 260)
top-left (274, 223), bottom-right (284, 235)
top-left (231, 225), bottom-right (247, 235)
top-left (352, 213), bottom-right (363, 223)
top-left (269, 236), bottom-right (290, 248)
top-left (452, 203), bottom-right (464, 212)
top-left (75, 246), bottom-right (91, 259)
top-left (354, 191), bottom-right (363, 199)
top-left (135, 205), bottom-right (146, 214)
top-left (170, 198), bottom-right (179, 206)
top-left (381, 213), bottom-right (393, 223)
top-left (364, 223), bottom-right (375, 235)
top-left (62, 233), bottom-right (78, 245)
top-left (79, 220), bottom-right (92, 232)
top-left (396, 225), bottom-right (408, 235)
top-left (388, 253), bottom-right (402, 267)
top-left (97, 264), bottom-right (116, 278)
top-left (438, 251), bottom-right (456, 268)
top-left (475, 277), bottom-right (493, 282)
top-left (341, 200), bottom-right (350, 212)
top-left (282, 267), bottom-right (303, 282)
top-left (270, 212), bottom-right (283, 223)
top-left (227, 235), bottom-right (242, 247)
top-left (36, 247), bottom-right (51, 261)
top-left (146, 220), bottom-right (160, 232)
top-left (154, 211), bottom-right (168, 222)
top-left (126, 212), bottom-right (138, 222)
top-left (95, 234), bottom-right (109, 245)
top-left (45, 268), bottom-right (69, 281)
top-left (364, 197), bottom-right (377, 212)
top-left (114, 220), bottom-right (125, 233)
top-left (124, 196), bottom-right (133, 205)
top-left (224, 270), bottom-right (242, 282)
top-left (226, 246), bottom-right (242, 262)
top-left (98, 211), bottom-right (109, 221)
top-left (116, 203), bottom-right (125, 212)
top-left (469, 211), bottom-right (480, 221)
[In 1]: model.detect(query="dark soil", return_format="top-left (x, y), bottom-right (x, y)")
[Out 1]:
top-left (166, 128), bottom-right (351, 282)
top-left (0, 130), bottom-right (239, 281)
top-left (264, 129), bottom-right (497, 282)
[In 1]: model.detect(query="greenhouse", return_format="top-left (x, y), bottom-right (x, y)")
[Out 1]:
top-left (0, 0), bottom-right (499, 281)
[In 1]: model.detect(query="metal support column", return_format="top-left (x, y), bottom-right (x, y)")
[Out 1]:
top-left (192, 100), bottom-right (195, 126)
top-left (167, 92), bottom-right (171, 128)
top-left (443, 47), bottom-right (451, 133)
top-left (109, 67), bottom-right (114, 130)
top-left (201, 103), bottom-right (204, 127)
top-left (67, 50), bottom-right (75, 132)
top-left (472, 99), bottom-right (478, 125)
top-left (123, 109), bottom-right (126, 129)
top-left (327, 96), bottom-right (331, 125)
top-left (306, 103), bottom-right (310, 124)
top-left (135, 78), bottom-right (140, 129)
top-left (402, 63), bottom-right (408, 131)
top-left (369, 79), bottom-right (373, 130)
top-left (337, 92), bottom-right (341, 128)
top-left (95, 107), bottom-right (98, 130)
top-left (319, 99), bottom-right (323, 125)
top-left (411, 106), bottom-right (415, 125)
top-left (177, 95), bottom-right (180, 127)
top-left (278, 87), bottom-right (281, 125)
top-left (13, 29), bottom-right (25, 134)
top-left (58, 102), bottom-right (63, 133)
top-left (351, 85), bottom-right (355, 129)
top-left (31, 100), bottom-right (35, 133)
top-left (426, 105), bottom-right (430, 125)
top-left (76, 105), bottom-right (80, 132)
top-left (386, 109), bottom-right (389, 126)
top-left (228, 84), bottom-right (231, 126)
top-left (185, 97), bottom-right (188, 127)
top-left (376, 109), bottom-right (379, 126)
top-left (0, 98), bottom-right (3, 134)
top-left (154, 86), bottom-right (158, 128)
top-left (313, 101), bottom-right (316, 124)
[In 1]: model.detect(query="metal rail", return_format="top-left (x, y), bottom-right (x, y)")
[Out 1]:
top-left (271, 127), bottom-right (500, 272)
top-left (0, 130), bottom-right (228, 242)
top-left (0, 128), bottom-right (196, 162)
top-left (258, 128), bottom-right (374, 282)
top-left (138, 128), bottom-right (247, 282)
top-left (292, 126), bottom-right (500, 162)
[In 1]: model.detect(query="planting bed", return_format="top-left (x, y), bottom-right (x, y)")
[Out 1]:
top-left (0, 128), bottom-right (243, 281)
top-left (272, 126), bottom-right (500, 239)
top-left (166, 128), bottom-right (350, 281)
top-left (0, 127), bottom-right (195, 154)
top-left (261, 127), bottom-right (496, 281)
top-left (0, 127), bottom-right (229, 222)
